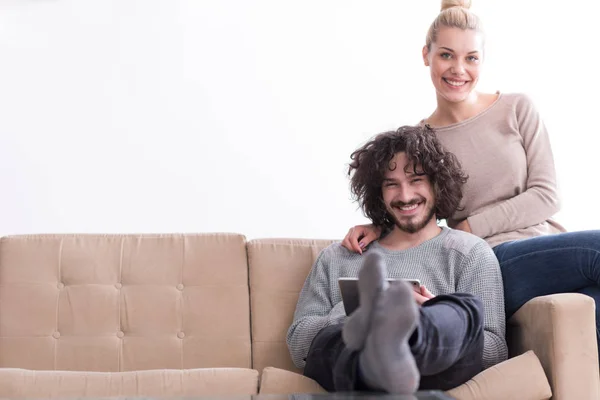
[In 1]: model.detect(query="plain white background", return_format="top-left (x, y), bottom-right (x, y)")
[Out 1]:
top-left (0, 0), bottom-right (597, 240)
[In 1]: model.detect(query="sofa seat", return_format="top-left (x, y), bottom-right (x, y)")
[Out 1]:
top-left (258, 351), bottom-right (552, 400)
top-left (0, 368), bottom-right (259, 398)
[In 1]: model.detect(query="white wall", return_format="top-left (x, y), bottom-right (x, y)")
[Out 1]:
top-left (0, 0), bottom-right (598, 239)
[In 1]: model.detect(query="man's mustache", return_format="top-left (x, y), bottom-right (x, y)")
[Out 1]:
top-left (390, 198), bottom-right (424, 208)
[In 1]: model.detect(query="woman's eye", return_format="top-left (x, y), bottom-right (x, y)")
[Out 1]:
top-left (440, 53), bottom-right (452, 59)
top-left (467, 56), bottom-right (479, 62)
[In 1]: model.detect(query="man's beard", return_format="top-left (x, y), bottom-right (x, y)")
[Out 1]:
top-left (386, 199), bottom-right (436, 234)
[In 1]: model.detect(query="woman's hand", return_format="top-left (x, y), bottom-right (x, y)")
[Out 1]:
top-left (413, 285), bottom-right (435, 306)
top-left (453, 219), bottom-right (472, 233)
top-left (341, 224), bottom-right (382, 254)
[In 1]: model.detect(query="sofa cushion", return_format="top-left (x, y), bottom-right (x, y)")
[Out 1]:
top-left (247, 238), bottom-right (335, 373)
top-left (445, 351), bottom-right (552, 400)
top-left (259, 366), bottom-right (327, 394)
top-left (0, 368), bottom-right (259, 398)
top-left (260, 351), bottom-right (551, 400)
top-left (0, 234), bottom-right (251, 371)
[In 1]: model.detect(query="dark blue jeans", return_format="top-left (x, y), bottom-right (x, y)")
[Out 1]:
top-left (493, 230), bottom-right (600, 356)
top-left (303, 293), bottom-right (484, 392)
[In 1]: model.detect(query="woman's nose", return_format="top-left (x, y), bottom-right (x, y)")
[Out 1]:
top-left (451, 61), bottom-right (465, 75)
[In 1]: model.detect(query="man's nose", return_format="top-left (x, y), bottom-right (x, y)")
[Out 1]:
top-left (396, 185), bottom-right (415, 203)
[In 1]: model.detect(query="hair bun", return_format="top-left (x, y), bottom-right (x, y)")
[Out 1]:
top-left (441, 0), bottom-right (472, 11)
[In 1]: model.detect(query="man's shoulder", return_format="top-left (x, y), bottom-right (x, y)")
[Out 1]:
top-left (442, 228), bottom-right (492, 257)
top-left (317, 242), bottom-right (362, 262)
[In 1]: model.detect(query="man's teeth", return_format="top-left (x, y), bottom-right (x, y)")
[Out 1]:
top-left (400, 203), bottom-right (419, 211)
top-left (445, 79), bottom-right (466, 87)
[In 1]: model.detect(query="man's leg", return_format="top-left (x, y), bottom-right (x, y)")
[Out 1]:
top-left (303, 323), bottom-right (364, 392)
top-left (358, 282), bottom-right (420, 393)
top-left (414, 294), bottom-right (485, 390)
top-left (357, 283), bottom-right (483, 392)
top-left (303, 252), bottom-right (390, 392)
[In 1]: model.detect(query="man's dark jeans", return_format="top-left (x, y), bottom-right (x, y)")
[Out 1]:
top-left (303, 293), bottom-right (485, 392)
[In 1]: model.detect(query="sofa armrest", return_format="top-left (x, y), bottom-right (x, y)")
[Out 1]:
top-left (508, 293), bottom-right (600, 400)
top-left (445, 351), bottom-right (551, 400)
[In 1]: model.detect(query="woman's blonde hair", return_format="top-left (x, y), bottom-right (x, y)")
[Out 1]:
top-left (425, 0), bottom-right (483, 50)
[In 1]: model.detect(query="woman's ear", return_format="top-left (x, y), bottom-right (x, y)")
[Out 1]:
top-left (422, 45), bottom-right (430, 66)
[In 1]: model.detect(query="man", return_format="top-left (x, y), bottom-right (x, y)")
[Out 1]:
top-left (286, 125), bottom-right (507, 394)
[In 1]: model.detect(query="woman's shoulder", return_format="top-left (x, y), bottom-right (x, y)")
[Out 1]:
top-left (498, 92), bottom-right (538, 110)
top-left (497, 92), bottom-right (545, 127)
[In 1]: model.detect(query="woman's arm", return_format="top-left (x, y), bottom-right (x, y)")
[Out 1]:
top-left (467, 94), bottom-right (560, 239)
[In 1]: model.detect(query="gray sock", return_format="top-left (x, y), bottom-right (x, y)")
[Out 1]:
top-left (342, 251), bottom-right (389, 351)
top-left (359, 280), bottom-right (420, 394)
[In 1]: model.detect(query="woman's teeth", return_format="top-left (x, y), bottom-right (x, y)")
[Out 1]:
top-left (444, 79), bottom-right (466, 87)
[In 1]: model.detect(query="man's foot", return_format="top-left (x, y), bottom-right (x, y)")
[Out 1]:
top-left (342, 252), bottom-right (389, 350)
top-left (359, 280), bottom-right (420, 394)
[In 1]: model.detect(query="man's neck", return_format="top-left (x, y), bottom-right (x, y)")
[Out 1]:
top-left (378, 220), bottom-right (442, 251)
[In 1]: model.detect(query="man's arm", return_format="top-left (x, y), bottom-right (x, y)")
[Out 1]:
top-left (456, 240), bottom-right (508, 369)
top-left (286, 249), bottom-right (347, 369)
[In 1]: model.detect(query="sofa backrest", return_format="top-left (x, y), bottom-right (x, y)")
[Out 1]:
top-left (247, 238), bottom-right (335, 374)
top-left (0, 234), bottom-right (251, 372)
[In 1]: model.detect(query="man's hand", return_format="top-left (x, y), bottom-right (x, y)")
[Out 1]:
top-left (413, 285), bottom-right (435, 305)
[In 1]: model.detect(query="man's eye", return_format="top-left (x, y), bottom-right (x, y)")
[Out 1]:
top-left (412, 179), bottom-right (423, 183)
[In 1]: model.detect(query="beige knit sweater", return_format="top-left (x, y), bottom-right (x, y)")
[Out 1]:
top-left (430, 93), bottom-right (566, 248)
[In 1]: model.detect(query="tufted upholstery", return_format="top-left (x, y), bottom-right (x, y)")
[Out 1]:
top-left (0, 234), bottom-right (251, 372)
top-left (0, 233), bottom-right (597, 399)
top-left (247, 238), bottom-right (335, 374)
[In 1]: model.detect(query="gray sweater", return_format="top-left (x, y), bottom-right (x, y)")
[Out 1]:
top-left (286, 227), bottom-right (507, 370)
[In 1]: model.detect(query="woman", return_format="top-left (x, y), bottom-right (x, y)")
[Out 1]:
top-left (342, 0), bottom-right (600, 354)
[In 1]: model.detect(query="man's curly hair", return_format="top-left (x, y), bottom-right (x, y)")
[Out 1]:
top-left (348, 125), bottom-right (468, 230)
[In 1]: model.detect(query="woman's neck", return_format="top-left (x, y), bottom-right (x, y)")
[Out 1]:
top-left (427, 91), bottom-right (496, 127)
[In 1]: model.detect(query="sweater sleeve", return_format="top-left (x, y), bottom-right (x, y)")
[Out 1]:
top-left (286, 250), bottom-right (347, 369)
top-left (455, 241), bottom-right (508, 369)
top-left (467, 94), bottom-right (561, 239)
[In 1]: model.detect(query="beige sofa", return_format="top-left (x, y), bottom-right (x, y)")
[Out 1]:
top-left (0, 233), bottom-right (598, 399)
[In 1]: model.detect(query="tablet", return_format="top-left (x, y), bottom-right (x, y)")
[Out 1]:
top-left (338, 277), bottom-right (421, 315)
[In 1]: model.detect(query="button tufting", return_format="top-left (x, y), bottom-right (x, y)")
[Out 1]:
top-left (176, 284), bottom-right (184, 291)
top-left (115, 283), bottom-right (123, 289)
top-left (52, 332), bottom-right (60, 339)
top-left (177, 332), bottom-right (185, 339)
top-left (57, 283), bottom-right (64, 290)
top-left (116, 331), bottom-right (125, 338)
